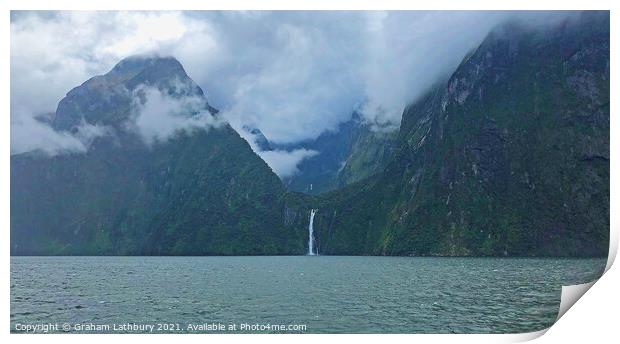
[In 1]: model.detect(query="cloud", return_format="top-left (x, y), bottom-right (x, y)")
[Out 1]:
top-left (10, 115), bottom-right (110, 156)
top-left (235, 124), bottom-right (318, 178)
top-left (258, 149), bottom-right (319, 178)
top-left (10, 11), bottom-right (217, 154)
top-left (357, 11), bottom-right (506, 127)
top-left (128, 83), bottom-right (225, 145)
top-left (10, 77), bottom-right (224, 155)
top-left (11, 11), bottom-right (580, 157)
top-left (187, 11), bottom-right (513, 141)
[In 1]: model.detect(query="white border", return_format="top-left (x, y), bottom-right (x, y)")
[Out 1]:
top-left (2, 1), bottom-right (617, 343)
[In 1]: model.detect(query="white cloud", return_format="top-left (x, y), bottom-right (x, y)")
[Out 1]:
top-left (128, 84), bottom-right (225, 145)
top-left (101, 12), bottom-right (189, 58)
top-left (11, 11), bottom-right (578, 158)
top-left (192, 11), bottom-right (510, 141)
top-left (11, 115), bottom-right (110, 156)
top-left (233, 123), bottom-right (318, 178)
top-left (10, 11), bottom-right (217, 154)
top-left (259, 149), bottom-right (319, 178)
top-left (356, 11), bottom-right (508, 126)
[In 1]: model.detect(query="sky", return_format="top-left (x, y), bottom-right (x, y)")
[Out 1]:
top-left (10, 11), bottom-right (573, 176)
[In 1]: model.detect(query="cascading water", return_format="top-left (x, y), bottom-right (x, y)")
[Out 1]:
top-left (308, 209), bottom-right (317, 255)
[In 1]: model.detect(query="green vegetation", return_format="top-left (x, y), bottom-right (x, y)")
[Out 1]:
top-left (11, 56), bottom-right (305, 255)
top-left (309, 11), bottom-right (609, 257)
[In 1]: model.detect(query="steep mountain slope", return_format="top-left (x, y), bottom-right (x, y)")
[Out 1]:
top-left (308, 11), bottom-right (609, 257)
top-left (275, 112), bottom-right (396, 194)
top-left (11, 56), bottom-right (305, 255)
top-left (336, 120), bottom-right (397, 187)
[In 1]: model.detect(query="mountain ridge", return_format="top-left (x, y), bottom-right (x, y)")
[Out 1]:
top-left (11, 55), bottom-right (305, 255)
top-left (268, 111), bottom-right (397, 194)
top-left (306, 11), bottom-right (609, 257)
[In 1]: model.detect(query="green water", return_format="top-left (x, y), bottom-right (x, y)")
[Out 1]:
top-left (10, 256), bottom-right (606, 333)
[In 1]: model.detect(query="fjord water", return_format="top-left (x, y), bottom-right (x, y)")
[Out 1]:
top-left (11, 256), bottom-right (605, 333)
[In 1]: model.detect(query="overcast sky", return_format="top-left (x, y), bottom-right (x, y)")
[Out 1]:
top-left (10, 11), bottom-right (575, 174)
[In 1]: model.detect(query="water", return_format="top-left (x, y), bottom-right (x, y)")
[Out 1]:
top-left (308, 209), bottom-right (317, 255)
top-left (11, 256), bottom-right (605, 334)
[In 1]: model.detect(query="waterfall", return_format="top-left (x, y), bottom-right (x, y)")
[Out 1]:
top-left (308, 209), bottom-right (317, 255)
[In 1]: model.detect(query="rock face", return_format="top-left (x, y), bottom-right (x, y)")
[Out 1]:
top-left (11, 56), bottom-right (306, 255)
top-left (242, 125), bottom-right (274, 151)
top-left (312, 11), bottom-right (609, 257)
top-left (52, 56), bottom-right (216, 132)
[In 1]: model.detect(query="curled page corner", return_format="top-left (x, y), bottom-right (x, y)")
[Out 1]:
top-left (552, 241), bottom-right (617, 322)
top-left (556, 280), bottom-right (597, 321)
top-left (508, 328), bottom-right (549, 343)
top-left (605, 237), bottom-right (618, 273)
top-left (550, 235), bottom-right (620, 327)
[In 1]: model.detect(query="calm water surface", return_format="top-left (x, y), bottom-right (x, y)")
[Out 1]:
top-left (10, 256), bottom-right (606, 333)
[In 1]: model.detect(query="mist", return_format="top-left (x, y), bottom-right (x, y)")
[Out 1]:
top-left (10, 11), bottom-right (579, 167)
top-left (129, 84), bottom-right (226, 146)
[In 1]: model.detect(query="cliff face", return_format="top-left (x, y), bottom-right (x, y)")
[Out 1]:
top-left (312, 11), bottom-right (609, 257)
top-left (11, 56), bottom-right (305, 255)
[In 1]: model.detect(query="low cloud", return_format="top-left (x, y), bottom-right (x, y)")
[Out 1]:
top-left (128, 84), bottom-right (226, 145)
top-left (259, 149), bottom-right (319, 178)
top-left (235, 124), bottom-right (318, 178)
top-left (11, 79), bottom-right (225, 155)
top-left (11, 115), bottom-right (110, 156)
top-left (10, 11), bottom-right (217, 155)
top-left (11, 11), bottom-right (581, 156)
top-left (10, 11), bottom-right (503, 151)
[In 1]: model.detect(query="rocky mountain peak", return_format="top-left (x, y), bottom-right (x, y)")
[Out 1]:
top-left (52, 55), bottom-right (208, 132)
top-left (110, 55), bottom-right (186, 77)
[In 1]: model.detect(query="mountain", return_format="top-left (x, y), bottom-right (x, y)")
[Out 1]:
top-left (11, 12), bottom-right (609, 258)
top-left (11, 56), bottom-right (305, 255)
top-left (242, 125), bottom-right (274, 151)
top-left (306, 11), bottom-right (609, 257)
top-left (274, 112), bottom-right (396, 194)
top-left (335, 117), bottom-right (397, 187)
